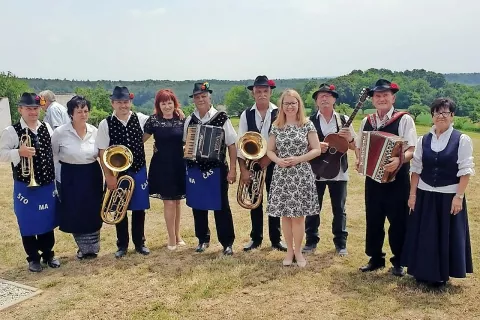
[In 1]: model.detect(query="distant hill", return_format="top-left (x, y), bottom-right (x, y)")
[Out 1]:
top-left (444, 73), bottom-right (480, 86)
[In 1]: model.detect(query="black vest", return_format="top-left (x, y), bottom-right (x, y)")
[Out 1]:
top-left (420, 129), bottom-right (461, 187)
top-left (245, 106), bottom-right (278, 134)
top-left (12, 122), bottom-right (55, 186)
top-left (106, 113), bottom-right (146, 173)
top-left (186, 110), bottom-right (228, 172)
top-left (310, 113), bottom-right (348, 172)
top-left (363, 111), bottom-right (409, 177)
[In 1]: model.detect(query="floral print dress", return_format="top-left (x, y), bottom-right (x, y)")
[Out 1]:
top-left (267, 120), bottom-right (320, 218)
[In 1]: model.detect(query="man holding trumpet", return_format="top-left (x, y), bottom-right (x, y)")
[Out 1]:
top-left (0, 92), bottom-right (60, 272)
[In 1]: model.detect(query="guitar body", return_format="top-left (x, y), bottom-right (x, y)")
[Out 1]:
top-left (310, 133), bottom-right (349, 179)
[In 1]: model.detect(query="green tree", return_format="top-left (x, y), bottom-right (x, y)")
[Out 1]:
top-left (335, 103), bottom-right (354, 116)
top-left (75, 86), bottom-right (111, 113)
top-left (0, 71), bottom-right (30, 123)
top-left (224, 85), bottom-right (254, 116)
top-left (182, 103), bottom-right (196, 117)
top-left (88, 108), bottom-right (109, 127)
top-left (407, 104), bottom-right (430, 122)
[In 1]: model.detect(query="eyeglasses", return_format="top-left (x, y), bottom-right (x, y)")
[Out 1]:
top-left (282, 101), bottom-right (298, 107)
top-left (433, 111), bottom-right (452, 118)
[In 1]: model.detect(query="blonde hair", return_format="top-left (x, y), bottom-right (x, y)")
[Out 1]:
top-left (273, 89), bottom-right (308, 128)
top-left (39, 90), bottom-right (56, 102)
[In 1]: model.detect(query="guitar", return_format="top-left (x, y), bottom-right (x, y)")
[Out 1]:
top-left (309, 88), bottom-right (370, 180)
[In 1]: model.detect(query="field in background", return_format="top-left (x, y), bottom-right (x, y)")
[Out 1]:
top-left (0, 123), bottom-right (479, 319)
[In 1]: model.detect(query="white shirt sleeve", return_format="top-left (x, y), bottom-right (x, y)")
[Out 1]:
top-left (457, 134), bottom-right (475, 176)
top-left (136, 112), bottom-right (149, 132)
top-left (399, 114), bottom-right (418, 150)
top-left (47, 104), bottom-right (70, 129)
top-left (95, 119), bottom-right (110, 150)
top-left (237, 111), bottom-right (248, 160)
top-left (223, 118), bottom-right (237, 146)
top-left (0, 126), bottom-right (20, 165)
top-left (410, 136), bottom-right (423, 174)
top-left (355, 117), bottom-right (367, 149)
top-left (343, 116), bottom-right (357, 139)
top-left (51, 127), bottom-right (62, 181)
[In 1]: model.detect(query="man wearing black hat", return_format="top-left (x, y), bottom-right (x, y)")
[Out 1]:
top-left (302, 83), bottom-right (357, 256)
top-left (0, 93), bottom-right (61, 272)
top-left (183, 81), bottom-right (237, 255)
top-left (237, 75), bottom-right (287, 252)
top-left (355, 79), bottom-right (417, 276)
top-left (95, 86), bottom-right (152, 258)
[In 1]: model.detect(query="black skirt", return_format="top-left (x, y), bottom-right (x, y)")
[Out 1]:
top-left (402, 189), bottom-right (473, 282)
top-left (148, 152), bottom-right (186, 200)
top-left (57, 161), bottom-right (104, 234)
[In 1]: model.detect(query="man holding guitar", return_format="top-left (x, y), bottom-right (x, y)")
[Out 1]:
top-left (303, 84), bottom-right (357, 256)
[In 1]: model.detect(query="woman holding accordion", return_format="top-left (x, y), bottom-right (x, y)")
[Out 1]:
top-left (403, 98), bottom-right (474, 288)
top-left (52, 96), bottom-right (103, 259)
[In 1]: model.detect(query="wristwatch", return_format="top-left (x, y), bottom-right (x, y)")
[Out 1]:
top-left (455, 194), bottom-right (464, 199)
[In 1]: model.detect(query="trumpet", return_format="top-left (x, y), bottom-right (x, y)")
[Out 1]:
top-left (236, 131), bottom-right (268, 209)
top-left (100, 145), bottom-right (135, 225)
top-left (20, 129), bottom-right (40, 188)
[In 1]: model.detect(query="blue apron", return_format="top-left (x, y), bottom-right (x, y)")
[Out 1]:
top-left (126, 166), bottom-right (150, 211)
top-left (185, 165), bottom-right (222, 210)
top-left (13, 181), bottom-right (58, 236)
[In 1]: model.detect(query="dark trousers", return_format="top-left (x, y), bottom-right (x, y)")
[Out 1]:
top-left (305, 180), bottom-right (348, 249)
top-left (115, 210), bottom-right (146, 249)
top-left (365, 172), bottom-right (409, 267)
top-left (21, 230), bottom-right (55, 262)
top-left (192, 164), bottom-right (235, 248)
top-left (249, 163), bottom-right (281, 244)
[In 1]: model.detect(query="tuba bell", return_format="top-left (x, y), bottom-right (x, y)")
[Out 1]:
top-left (236, 131), bottom-right (268, 209)
top-left (100, 145), bottom-right (135, 225)
top-left (20, 128), bottom-right (40, 188)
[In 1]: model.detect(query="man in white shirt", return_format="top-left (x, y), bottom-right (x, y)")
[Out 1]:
top-left (237, 75), bottom-right (287, 252)
top-left (183, 82), bottom-right (237, 255)
top-left (303, 84), bottom-right (356, 256)
top-left (355, 79), bottom-right (417, 276)
top-left (39, 90), bottom-right (70, 129)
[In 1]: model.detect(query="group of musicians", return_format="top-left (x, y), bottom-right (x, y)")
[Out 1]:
top-left (0, 76), bottom-right (474, 288)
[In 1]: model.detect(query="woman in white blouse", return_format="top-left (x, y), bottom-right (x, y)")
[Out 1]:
top-left (402, 97), bottom-right (474, 288)
top-left (51, 96), bottom-right (103, 259)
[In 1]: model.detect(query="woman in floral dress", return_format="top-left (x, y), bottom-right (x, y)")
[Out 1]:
top-left (267, 89), bottom-right (321, 267)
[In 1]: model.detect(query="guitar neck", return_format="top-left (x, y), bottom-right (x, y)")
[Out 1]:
top-left (343, 91), bottom-right (368, 128)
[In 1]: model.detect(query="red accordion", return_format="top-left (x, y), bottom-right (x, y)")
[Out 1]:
top-left (358, 131), bottom-right (406, 183)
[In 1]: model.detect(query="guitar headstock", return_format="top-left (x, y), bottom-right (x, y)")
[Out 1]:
top-left (358, 88), bottom-right (371, 103)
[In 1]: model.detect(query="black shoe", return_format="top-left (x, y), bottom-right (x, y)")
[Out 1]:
top-left (223, 246), bottom-right (233, 256)
top-left (115, 248), bottom-right (127, 259)
top-left (302, 244), bottom-right (317, 254)
top-left (243, 241), bottom-right (261, 251)
top-left (135, 245), bottom-right (150, 255)
top-left (44, 257), bottom-right (61, 268)
top-left (359, 260), bottom-right (385, 272)
top-left (28, 261), bottom-right (42, 272)
top-left (195, 242), bottom-right (209, 253)
top-left (335, 247), bottom-right (348, 257)
top-left (390, 266), bottom-right (405, 277)
top-left (271, 242), bottom-right (287, 252)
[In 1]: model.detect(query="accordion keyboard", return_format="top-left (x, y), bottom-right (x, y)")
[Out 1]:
top-left (184, 126), bottom-right (198, 160)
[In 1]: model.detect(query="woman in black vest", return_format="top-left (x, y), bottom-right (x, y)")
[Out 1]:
top-left (52, 96), bottom-right (103, 259)
top-left (143, 89), bottom-right (186, 251)
top-left (403, 98), bottom-right (474, 288)
top-left (0, 93), bottom-right (60, 272)
top-left (355, 79), bottom-right (417, 277)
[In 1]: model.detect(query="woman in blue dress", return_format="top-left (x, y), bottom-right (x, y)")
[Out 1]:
top-left (403, 97), bottom-right (474, 288)
top-left (143, 89), bottom-right (186, 250)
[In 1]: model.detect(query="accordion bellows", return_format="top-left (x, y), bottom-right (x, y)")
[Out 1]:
top-left (184, 124), bottom-right (225, 162)
top-left (358, 131), bottom-right (406, 183)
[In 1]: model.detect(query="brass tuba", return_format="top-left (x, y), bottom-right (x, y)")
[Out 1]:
top-left (100, 145), bottom-right (135, 225)
top-left (20, 128), bottom-right (40, 188)
top-left (236, 131), bottom-right (268, 209)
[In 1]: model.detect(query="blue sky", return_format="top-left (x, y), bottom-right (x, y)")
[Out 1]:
top-left (1, 0), bottom-right (478, 81)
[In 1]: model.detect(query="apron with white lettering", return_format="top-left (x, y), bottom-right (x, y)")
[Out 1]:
top-left (124, 165), bottom-right (150, 211)
top-left (185, 165), bottom-right (222, 210)
top-left (13, 181), bottom-right (58, 236)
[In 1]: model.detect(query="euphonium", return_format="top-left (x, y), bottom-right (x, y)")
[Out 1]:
top-left (100, 145), bottom-right (135, 225)
top-left (20, 128), bottom-right (40, 188)
top-left (236, 131), bottom-right (268, 209)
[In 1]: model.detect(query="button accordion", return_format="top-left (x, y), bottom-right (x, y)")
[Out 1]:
top-left (184, 124), bottom-right (225, 162)
top-left (358, 131), bottom-right (406, 183)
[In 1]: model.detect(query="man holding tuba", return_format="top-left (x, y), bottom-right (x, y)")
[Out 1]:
top-left (95, 86), bottom-right (151, 258)
top-left (237, 75), bottom-right (287, 252)
top-left (0, 92), bottom-right (60, 272)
